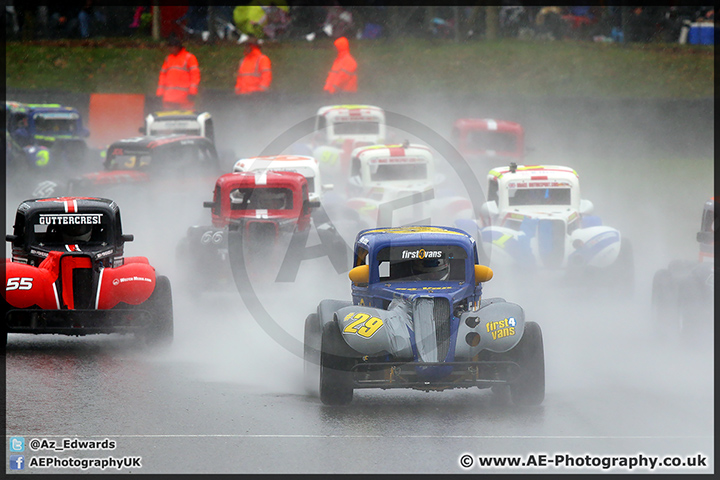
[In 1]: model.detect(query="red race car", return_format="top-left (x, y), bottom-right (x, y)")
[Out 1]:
top-left (3, 196), bottom-right (174, 346)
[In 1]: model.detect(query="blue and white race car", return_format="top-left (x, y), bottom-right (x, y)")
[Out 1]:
top-left (303, 226), bottom-right (545, 406)
top-left (457, 163), bottom-right (634, 293)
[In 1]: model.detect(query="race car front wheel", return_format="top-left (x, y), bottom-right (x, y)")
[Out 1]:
top-left (509, 321), bottom-right (545, 406)
top-left (319, 321), bottom-right (354, 406)
top-left (304, 313), bottom-right (321, 396)
top-left (143, 275), bottom-right (174, 347)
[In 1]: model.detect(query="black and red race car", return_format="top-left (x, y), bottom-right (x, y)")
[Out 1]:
top-left (31, 134), bottom-right (222, 200)
top-left (3, 196), bottom-right (174, 346)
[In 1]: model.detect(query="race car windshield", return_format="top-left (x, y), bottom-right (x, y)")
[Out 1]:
top-left (467, 130), bottom-right (518, 152)
top-left (229, 187), bottom-right (294, 210)
top-left (152, 128), bottom-right (201, 136)
top-left (30, 212), bottom-right (111, 247)
top-left (333, 121), bottom-right (379, 135)
top-left (106, 154), bottom-right (151, 170)
top-left (376, 245), bottom-right (467, 282)
top-left (508, 187), bottom-right (571, 206)
top-left (32, 114), bottom-right (78, 134)
top-left (370, 163), bottom-right (428, 182)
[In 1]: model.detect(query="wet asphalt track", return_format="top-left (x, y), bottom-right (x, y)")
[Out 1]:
top-left (5, 95), bottom-right (714, 474)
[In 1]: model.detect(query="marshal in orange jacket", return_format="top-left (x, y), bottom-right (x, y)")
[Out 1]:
top-left (235, 44), bottom-right (272, 95)
top-left (156, 47), bottom-right (201, 110)
top-left (324, 36), bottom-right (357, 94)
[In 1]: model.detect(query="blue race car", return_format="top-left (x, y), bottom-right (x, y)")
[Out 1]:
top-left (303, 225), bottom-right (545, 406)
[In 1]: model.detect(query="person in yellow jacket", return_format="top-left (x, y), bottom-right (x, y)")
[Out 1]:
top-left (235, 38), bottom-right (272, 95)
top-left (156, 36), bottom-right (201, 111)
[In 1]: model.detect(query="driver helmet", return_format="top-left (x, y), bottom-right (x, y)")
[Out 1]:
top-left (61, 223), bottom-right (93, 243)
top-left (229, 188), bottom-right (245, 204)
top-left (261, 190), bottom-right (286, 210)
top-left (411, 256), bottom-right (450, 281)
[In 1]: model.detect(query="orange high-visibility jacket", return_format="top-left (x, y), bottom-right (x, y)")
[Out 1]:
top-left (324, 36), bottom-right (357, 94)
top-left (235, 46), bottom-right (272, 94)
top-left (156, 48), bottom-right (201, 107)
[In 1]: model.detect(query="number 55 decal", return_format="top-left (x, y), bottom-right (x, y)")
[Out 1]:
top-left (7, 277), bottom-right (34, 291)
top-left (343, 312), bottom-right (384, 338)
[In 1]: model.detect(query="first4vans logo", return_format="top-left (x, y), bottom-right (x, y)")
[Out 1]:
top-left (401, 249), bottom-right (443, 260)
top-left (112, 276), bottom-right (152, 286)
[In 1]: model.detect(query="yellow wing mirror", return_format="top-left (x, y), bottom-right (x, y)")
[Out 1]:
top-left (474, 264), bottom-right (493, 284)
top-left (349, 265), bottom-right (370, 285)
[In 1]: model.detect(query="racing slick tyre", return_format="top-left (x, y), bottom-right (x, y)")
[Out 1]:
top-left (509, 321), bottom-right (545, 406)
top-left (651, 268), bottom-right (678, 332)
top-left (143, 275), bottom-right (174, 347)
top-left (319, 321), bottom-right (355, 406)
top-left (304, 313), bottom-right (321, 396)
top-left (2, 299), bottom-right (9, 346)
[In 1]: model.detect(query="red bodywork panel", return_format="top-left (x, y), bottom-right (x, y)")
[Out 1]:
top-left (81, 170), bottom-right (150, 185)
top-left (453, 118), bottom-right (525, 160)
top-left (4, 252), bottom-right (156, 310)
top-left (209, 171), bottom-right (312, 232)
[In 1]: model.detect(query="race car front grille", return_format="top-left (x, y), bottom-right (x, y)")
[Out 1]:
top-left (433, 297), bottom-right (452, 361)
top-left (412, 297), bottom-right (452, 363)
top-left (537, 219), bottom-right (565, 268)
top-left (72, 267), bottom-right (94, 309)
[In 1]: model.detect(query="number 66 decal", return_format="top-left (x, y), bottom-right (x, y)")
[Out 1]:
top-left (7, 277), bottom-right (34, 291)
top-left (343, 312), bottom-right (384, 338)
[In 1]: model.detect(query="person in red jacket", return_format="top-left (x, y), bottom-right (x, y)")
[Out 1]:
top-left (324, 36), bottom-right (357, 94)
top-left (156, 36), bottom-right (201, 110)
top-left (235, 38), bottom-right (272, 95)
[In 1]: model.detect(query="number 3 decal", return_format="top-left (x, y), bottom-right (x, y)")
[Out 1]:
top-left (7, 277), bottom-right (34, 291)
top-left (343, 312), bottom-right (384, 338)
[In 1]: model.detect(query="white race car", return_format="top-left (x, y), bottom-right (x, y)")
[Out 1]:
top-left (309, 104), bottom-right (388, 185)
top-left (343, 142), bottom-right (473, 229)
top-left (458, 163), bottom-right (633, 292)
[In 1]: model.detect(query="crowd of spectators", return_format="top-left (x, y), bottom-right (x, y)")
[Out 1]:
top-left (4, 4), bottom-right (715, 45)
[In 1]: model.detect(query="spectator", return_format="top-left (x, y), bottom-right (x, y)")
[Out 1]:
top-left (324, 36), bottom-right (357, 94)
top-left (561, 6), bottom-right (598, 40)
top-left (499, 4), bottom-right (527, 38)
top-left (262, 3), bottom-right (291, 41)
top-left (235, 37), bottom-right (272, 95)
top-left (77, 1), bottom-right (106, 39)
top-left (48, 4), bottom-right (82, 39)
top-left (177, 4), bottom-right (208, 39)
top-left (233, 4), bottom-right (266, 39)
top-left (535, 6), bottom-right (567, 40)
top-left (322, 4), bottom-right (355, 38)
top-left (156, 36), bottom-right (201, 111)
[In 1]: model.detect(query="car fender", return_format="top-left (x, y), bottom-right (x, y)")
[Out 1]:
top-left (97, 263), bottom-right (157, 309)
top-left (480, 226), bottom-right (534, 266)
top-left (570, 226), bottom-right (621, 268)
top-left (335, 305), bottom-right (413, 358)
top-left (4, 261), bottom-right (60, 309)
top-left (455, 300), bottom-right (525, 359)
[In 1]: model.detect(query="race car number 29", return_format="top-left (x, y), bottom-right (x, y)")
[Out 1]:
top-left (343, 312), bottom-right (384, 338)
top-left (7, 277), bottom-right (34, 291)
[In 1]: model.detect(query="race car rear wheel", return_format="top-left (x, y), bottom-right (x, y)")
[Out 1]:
top-left (143, 275), bottom-right (174, 347)
top-left (509, 321), bottom-right (545, 406)
top-left (319, 321), bottom-right (354, 406)
top-left (304, 313), bottom-right (321, 396)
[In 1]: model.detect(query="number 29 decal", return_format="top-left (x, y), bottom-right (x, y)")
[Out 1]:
top-left (343, 312), bottom-right (384, 338)
top-left (7, 277), bottom-right (34, 291)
